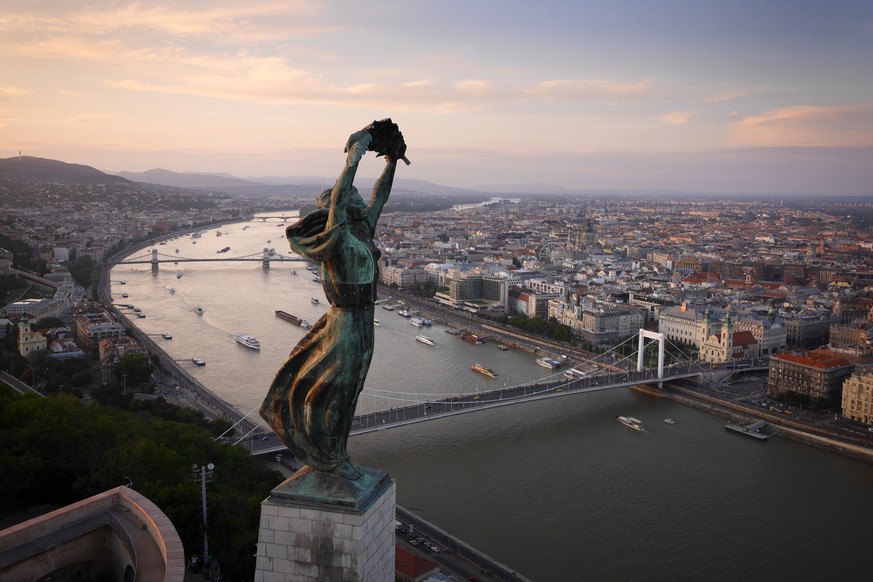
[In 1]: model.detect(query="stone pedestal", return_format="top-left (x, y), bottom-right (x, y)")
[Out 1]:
top-left (255, 466), bottom-right (396, 582)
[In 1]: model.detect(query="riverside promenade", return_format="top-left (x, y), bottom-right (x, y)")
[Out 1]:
top-left (98, 226), bottom-right (260, 437)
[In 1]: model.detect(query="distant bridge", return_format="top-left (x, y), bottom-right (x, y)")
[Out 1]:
top-left (110, 248), bottom-right (306, 271)
top-left (252, 215), bottom-right (298, 222)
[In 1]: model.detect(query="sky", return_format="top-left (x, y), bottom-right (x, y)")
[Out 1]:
top-left (1, 1), bottom-right (872, 195)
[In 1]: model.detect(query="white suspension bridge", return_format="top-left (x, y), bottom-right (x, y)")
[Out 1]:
top-left (222, 329), bottom-right (718, 456)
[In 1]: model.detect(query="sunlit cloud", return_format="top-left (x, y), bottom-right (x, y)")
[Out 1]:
top-left (0, 3), bottom-right (327, 43)
top-left (0, 86), bottom-right (29, 96)
top-left (454, 80), bottom-right (490, 94)
top-left (524, 79), bottom-right (651, 101)
top-left (729, 104), bottom-right (873, 147)
top-left (660, 111), bottom-right (697, 125)
top-left (64, 113), bottom-right (114, 124)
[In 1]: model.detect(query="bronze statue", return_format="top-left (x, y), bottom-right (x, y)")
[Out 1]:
top-left (261, 120), bottom-right (407, 481)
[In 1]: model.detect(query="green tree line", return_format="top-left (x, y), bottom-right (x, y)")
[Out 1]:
top-left (0, 389), bottom-right (280, 579)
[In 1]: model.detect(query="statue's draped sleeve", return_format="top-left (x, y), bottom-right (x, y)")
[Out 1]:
top-left (285, 209), bottom-right (343, 262)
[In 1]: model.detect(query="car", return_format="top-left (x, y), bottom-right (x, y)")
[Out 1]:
top-left (409, 540), bottom-right (419, 546)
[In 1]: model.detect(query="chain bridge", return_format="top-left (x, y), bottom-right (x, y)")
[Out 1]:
top-left (111, 248), bottom-right (306, 271)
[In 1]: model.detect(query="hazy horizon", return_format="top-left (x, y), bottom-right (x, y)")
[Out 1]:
top-left (2, 1), bottom-right (872, 195)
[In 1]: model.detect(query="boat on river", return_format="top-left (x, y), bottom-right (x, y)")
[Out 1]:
top-left (536, 357), bottom-right (563, 369)
top-left (275, 310), bottom-right (311, 329)
top-left (235, 333), bottom-right (261, 351)
top-left (311, 297), bottom-right (320, 304)
top-left (461, 331), bottom-right (490, 345)
top-left (162, 333), bottom-right (173, 340)
top-left (725, 420), bottom-right (770, 441)
top-left (194, 307), bottom-right (204, 315)
top-left (416, 335), bottom-right (436, 346)
top-left (471, 364), bottom-right (497, 378)
top-left (409, 317), bottom-right (426, 327)
top-left (564, 368), bottom-right (586, 380)
top-left (192, 357), bottom-right (206, 366)
top-left (617, 416), bottom-right (644, 432)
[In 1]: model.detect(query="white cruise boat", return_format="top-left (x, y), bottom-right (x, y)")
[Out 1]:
top-left (617, 416), bottom-right (644, 432)
top-left (409, 317), bottom-right (426, 327)
top-left (235, 333), bottom-right (261, 351)
top-left (536, 357), bottom-right (563, 369)
top-left (416, 335), bottom-right (436, 346)
top-left (192, 357), bottom-right (206, 366)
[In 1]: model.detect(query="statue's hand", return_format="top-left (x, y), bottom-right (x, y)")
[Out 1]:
top-left (344, 131), bottom-right (372, 166)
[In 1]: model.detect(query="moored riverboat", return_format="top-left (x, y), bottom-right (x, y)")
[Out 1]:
top-left (275, 310), bottom-right (312, 329)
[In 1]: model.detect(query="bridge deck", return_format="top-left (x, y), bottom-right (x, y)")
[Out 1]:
top-left (246, 367), bottom-right (702, 455)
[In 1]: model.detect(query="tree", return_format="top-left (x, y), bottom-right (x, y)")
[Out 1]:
top-left (67, 255), bottom-right (95, 287)
top-left (0, 390), bottom-right (280, 580)
top-left (112, 353), bottom-right (154, 389)
top-left (35, 316), bottom-right (64, 329)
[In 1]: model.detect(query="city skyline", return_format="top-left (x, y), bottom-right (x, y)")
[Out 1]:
top-left (1, 1), bottom-right (872, 195)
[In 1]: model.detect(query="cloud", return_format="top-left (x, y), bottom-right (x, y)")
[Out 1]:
top-left (0, 3), bottom-right (327, 42)
top-left (660, 111), bottom-right (697, 125)
top-left (729, 104), bottom-right (873, 147)
top-left (454, 80), bottom-right (490, 94)
top-left (0, 86), bottom-right (29, 96)
top-left (524, 79), bottom-right (651, 101)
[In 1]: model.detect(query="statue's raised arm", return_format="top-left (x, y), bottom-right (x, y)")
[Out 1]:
top-left (261, 120), bottom-right (407, 481)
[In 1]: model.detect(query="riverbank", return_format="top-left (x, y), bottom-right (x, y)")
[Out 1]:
top-left (98, 219), bottom-right (264, 435)
top-left (658, 383), bottom-right (873, 463)
top-left (387, 286), bottom-right (873, 465)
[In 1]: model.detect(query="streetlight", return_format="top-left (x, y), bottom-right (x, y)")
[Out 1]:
top-left (193, 463), bottom-right (215, 563)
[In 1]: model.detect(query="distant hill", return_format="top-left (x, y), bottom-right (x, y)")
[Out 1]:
top-left (115, 168), bottom-right (481, 198)
top-left (0, 156), bottom-right (132, 186)
top-left (116, 168), bottom-right (263, 190)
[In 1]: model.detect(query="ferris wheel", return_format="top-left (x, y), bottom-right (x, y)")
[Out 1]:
top-left (537, 242), bottom-right (567, 263)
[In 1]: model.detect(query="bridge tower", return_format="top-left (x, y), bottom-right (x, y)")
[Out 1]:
top-left (636, 329), bottom-right (665, 378)
top-left (262, 248), bottom-right (270, 269)
top-left (151, 248), bottom-right (159, 272)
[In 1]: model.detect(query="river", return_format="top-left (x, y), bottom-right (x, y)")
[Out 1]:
top-left (112, 213), bottom-right (873, 581)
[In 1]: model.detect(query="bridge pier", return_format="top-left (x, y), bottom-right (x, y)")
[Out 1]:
top-left (151, 248), bottom-right (159, 272)
top-left (637, 329), bottom-right (665, 379)
top-left (262, 248), bottom-right (270, 269)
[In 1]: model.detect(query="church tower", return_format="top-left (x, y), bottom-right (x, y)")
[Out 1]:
top-left (701, 307), bottom-right (712, 343)
top-left (721, 310), bottom-right (733, 362)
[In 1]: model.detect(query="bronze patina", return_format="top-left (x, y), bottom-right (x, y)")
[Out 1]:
top-left (261, 120), bottom-right (407, 480)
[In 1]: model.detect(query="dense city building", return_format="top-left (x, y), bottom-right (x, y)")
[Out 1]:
top-left (841, 368), bottom-right (873, 426)
top-left (768, 350), bottom-right (855, 404)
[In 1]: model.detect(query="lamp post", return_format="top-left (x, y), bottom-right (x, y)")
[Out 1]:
top-left (193, 463), bottom-right (215, 563)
